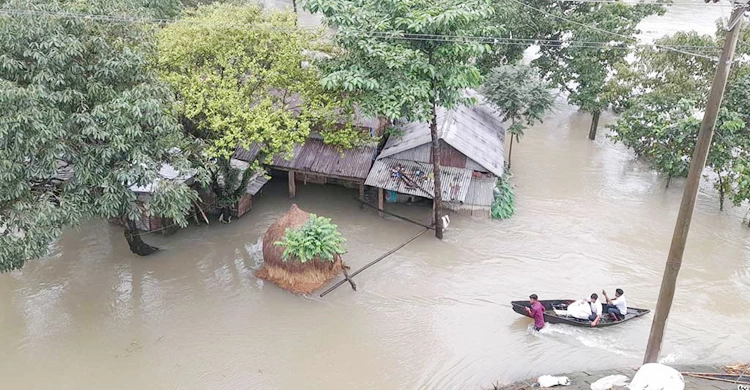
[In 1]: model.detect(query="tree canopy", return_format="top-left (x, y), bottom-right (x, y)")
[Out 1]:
top-left (158, 3), bottom-right (359, 162)
top-left (481, 0), bottom-right (665, 140)
top-left (481, 64), bottom-right (554, 169)
top-left (609, 24), bottom-right (750, 213)
top-left (0, 0), bottom-right (201, 270)
top-left (304, 0), bottom-right (495, 123)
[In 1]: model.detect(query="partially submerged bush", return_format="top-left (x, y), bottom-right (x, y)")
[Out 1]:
top-left (491, 175), bottom-right (515, 220)
top-left (274, 213), bottom-right (346, 262)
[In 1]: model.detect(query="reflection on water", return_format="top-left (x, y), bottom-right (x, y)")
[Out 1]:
top-left (1, 1), bottom-right (749, 389)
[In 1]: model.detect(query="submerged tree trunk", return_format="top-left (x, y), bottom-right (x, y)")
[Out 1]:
top-left (666, 175), bottom-right (672, 188)
top-left (588, 111), bottom-right (601, 140)
top-left (123, 218), bottom-right (158, 256)
top-left (508, 136), bottom-right (514, 170)
top-left (718, 175), bottom-right (725, 211)
top-left (430, 101), bottom-right (444, 240)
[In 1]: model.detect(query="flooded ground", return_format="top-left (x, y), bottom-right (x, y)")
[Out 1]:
top-left (2, 1), bottom-right (748, 389)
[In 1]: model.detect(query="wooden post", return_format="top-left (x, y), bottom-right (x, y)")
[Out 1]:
top-left (288, 171), bottom-right (296, 199)
top-left (643, 4), bottom-right (746, 364)
top-left (377, 187), bottom-right (384, 217)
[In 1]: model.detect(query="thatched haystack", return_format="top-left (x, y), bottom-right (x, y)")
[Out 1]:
top-left (256, 204), bottom-right (343, 294)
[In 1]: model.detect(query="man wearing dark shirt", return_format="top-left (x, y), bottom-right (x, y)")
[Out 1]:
top-left (525, 294), bottom-right (545, 331)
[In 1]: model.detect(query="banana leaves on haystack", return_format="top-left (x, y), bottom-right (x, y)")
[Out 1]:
top-left (256, 204), bottom-right (345, 294)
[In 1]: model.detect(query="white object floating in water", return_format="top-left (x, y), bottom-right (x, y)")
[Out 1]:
top-left (441, 215), bottom-right (450, 229)
top-left (628, 363), bottom-right (685, 390)
top-left (590, 374), bottom-right (629, 390)
top-left (538, 375), bottom-right (571, 388)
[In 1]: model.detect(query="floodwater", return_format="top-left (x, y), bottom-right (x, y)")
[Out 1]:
top-left (2, 1), bottom-right (749, 389)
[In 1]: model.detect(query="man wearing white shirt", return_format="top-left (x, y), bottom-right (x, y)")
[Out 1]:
top-left (602, 288), bottom-right (627, 321)
top-left (587, 293), bottom-right (603, 327)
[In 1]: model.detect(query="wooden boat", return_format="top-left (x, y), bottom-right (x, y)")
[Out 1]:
top-left (511, 299), bottom-right (650, 328)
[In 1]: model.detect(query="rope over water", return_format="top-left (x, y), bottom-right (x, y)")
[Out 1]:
top-left (319, 226), bottom-right (430, 297)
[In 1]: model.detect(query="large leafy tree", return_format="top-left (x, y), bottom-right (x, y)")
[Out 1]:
top-left (608, 32), bottom-right (718, 111)
top-left (609, 24), bottom-right (750, 213)
top-left (0, 0), bottom-right (202, 271)
top-left (532, 1), bottom-right (665, 140)
top-left (480, 0), bottom-right (665, 140)
top-left (303, 0), bottom-right (495, 238)
top-left (481, 65), bottom-right (554, 169)
top-left (158, 3), bottom-right (357, 220)
top-left (610, 99), bottom-right (747, 210)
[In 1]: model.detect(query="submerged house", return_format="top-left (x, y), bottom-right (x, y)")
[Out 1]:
top-left (195, 144), bottom-right (269, 220)
top-left (365, 94), bottom-right (505, 218)
top-left (268, 133), bottom-right (378, 200)
top-left (117, 164), bottom-right (195, 233)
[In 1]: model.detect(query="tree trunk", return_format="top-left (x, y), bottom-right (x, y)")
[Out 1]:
top-left (718, 175), bottom-right (725, 211)
top-left (666, 175), bottom-right (671, 188)
top-left (430, 102), bottom-right (444, 239)
top-left (508, 136), bottom-right (514, 170)
top-left (123, 218), bottom-right (158, 256)
top-left (588, 111), bottom-right (601, 140)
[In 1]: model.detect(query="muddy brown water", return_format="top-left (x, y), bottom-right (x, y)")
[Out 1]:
top-left (2, 1), bottom-right (749, 389)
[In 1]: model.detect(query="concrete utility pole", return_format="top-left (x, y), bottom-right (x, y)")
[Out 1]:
top-left (643, 1), bottom-right (748, 364)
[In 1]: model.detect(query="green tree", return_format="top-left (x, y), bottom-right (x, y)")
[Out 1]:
top-left (0, 0), bottom-right (202, 271)
top-left (303, 0), bottom-right (495, 238)
top-left (609, 99), bottom-right (699, 185)
top-left (608, 32), bottom-right (718, 112)
top-left (481, 65), bottom-right (554, 169)
top-left (158, 3), bottom-right (357, 220)
top-left (609, 25), bottom-right (750, 213)
top-left (609, 98), bottom-right (746, 210)
top-left (501, 0), bottom-right (665, 140)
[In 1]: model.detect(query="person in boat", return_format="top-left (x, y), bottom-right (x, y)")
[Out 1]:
top-left (565, 294), bottom-right (602, 327)
top-left (525, 294), bottom-right (545, 331)
top-left (602, 288), bottom-right (627, 321)
top-left (587, 293), bottom-right (603, 327)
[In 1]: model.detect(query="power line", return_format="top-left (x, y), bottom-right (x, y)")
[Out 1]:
top-left (0, 6), bottom-right (742, 58)
top-left (505, 0), bottom-right (721, 60)
top-left (553, 0), bottom-right (732, 6)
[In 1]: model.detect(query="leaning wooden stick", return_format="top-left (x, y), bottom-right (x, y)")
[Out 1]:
top-left (342, 263), bottom-right (357, 291)
top-left (682, 373), bottom-right (750, 385)
top-left (320, 227), bottom-right (430, 297)
top-left (192, 199), bottom-right (210, 225)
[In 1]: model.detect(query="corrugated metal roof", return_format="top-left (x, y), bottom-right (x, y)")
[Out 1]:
top-left (228, 159), bottom-right (269, 196)
top-left (247, 174), bottom-right (268, 195)
top-left (130, 164), bottom-right (192, 193)
top-left (463, 176), bottom-right (497, 207)
top-left (272, 138), bottom-right (376, 180)
top-left (364, 158), bottom-right (472, 202)
top-left (233, 144), bottom-right (262, 162)
top-left (377, 90), bottom-right (505, 177)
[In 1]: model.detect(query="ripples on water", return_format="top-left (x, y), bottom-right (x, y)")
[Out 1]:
top-left (1, 1), bottom-right (749, 389)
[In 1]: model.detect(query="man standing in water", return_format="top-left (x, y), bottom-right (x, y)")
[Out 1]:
top-left (525, 294), bottom-right (545, 331)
